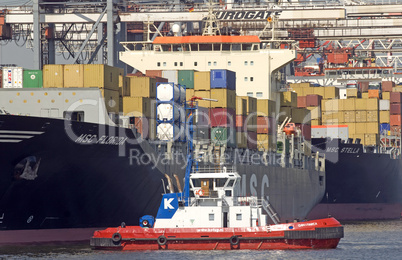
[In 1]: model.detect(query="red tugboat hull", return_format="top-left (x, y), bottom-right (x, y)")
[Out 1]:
top-left (90, 218), bottom-right (343, 250)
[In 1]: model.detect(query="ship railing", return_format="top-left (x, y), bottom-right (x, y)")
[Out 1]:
top-left (191, 165), bottom-right (237, 174)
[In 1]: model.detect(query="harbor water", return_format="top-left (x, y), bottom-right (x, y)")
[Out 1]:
top-left (0, 220), bottom-right (401, 259)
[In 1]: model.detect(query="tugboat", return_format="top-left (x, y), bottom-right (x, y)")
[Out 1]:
top-left (90, 99), bottom-right (344, 251)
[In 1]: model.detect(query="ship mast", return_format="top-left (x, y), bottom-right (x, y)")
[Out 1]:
top-left (202, 0), bottom-right (220, 36)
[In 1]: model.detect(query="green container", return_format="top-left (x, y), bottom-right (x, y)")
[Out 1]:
top-left (178, 70), bottom-right (195, 89)
top-left (23, 70), bottom-right (43, 88)
top-left (211, 127), bottom-right (236, 148)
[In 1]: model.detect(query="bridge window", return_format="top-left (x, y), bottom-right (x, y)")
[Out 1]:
top-left (222, 44), bottom-right (230, 51)
top-left (252, 44), bottom-right (259, 51)
top-left (232, 44), bottom-right (241, 51)
top-left (213, 44), bottom-right (221, 51)
top-left (250, 61), bottom-right (254, 66)
top-left (162, 45), bottom-right (170, 52)
top-left (199, 44), bottom-right (212, 51)
top-left (157, 62), bottom-right (161, 67)
top-left (256, 92), bottom-right (263, 97)
top-left (228, 61), bottom-right (231, 66)
top-left (183, 44), bottom-right (190, 51)
top-left (247, 92), bottom-right (253, 97)
top-left (242, 44), bottom-right (252, 51)
top-left (190, 44), bottom-right (198, 51)
top-left (172, 44), bottom-right (181, 51)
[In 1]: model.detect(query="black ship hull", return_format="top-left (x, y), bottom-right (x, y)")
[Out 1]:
top-left (308, 139), bottom-right (402, 221)
top-left (0, 115), bottom-right (325, 244)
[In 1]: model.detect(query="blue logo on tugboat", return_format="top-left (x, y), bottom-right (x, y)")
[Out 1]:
top-left (156, 193), bottom-right (182, 219)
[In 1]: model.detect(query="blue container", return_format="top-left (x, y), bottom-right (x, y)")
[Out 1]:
top-left (380, 123), bottom-right (390, 133)
top-left (210, 69), bottom-right (236, 90)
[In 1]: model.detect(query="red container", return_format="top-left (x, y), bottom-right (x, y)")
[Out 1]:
top-left (247, 131), bottom-right (257, 150)
top-left (390, 126), bottom-right (401, 136)
top-left (390, 92), bottom-right (402, 104)
top-left (257, 116), bottom-right (275, 134)
top-left (306, 94), bottom-right (322, 107)
top-left (382, 81), bottom-right (395, 92)
top-left (297, 96), bottom-right (307, 108)
top-left (390, 103), bottom-right (402, 115)
top-left (209, 108), bottom-right (235, 127)
top-left (296, 123), bottom-right (311, 140)
top-left (134, 117), bottom-right (149, 138)
top-left (390, 115), bottom-right (401, 126)
top-left (146, 70), bottom-right (163, 77)
top-left (151, 76), bottom-right (168, 83)
top-left (236, 115), bottom-right (246, 130)
top-left (0, 70), bottom-right (2, 88)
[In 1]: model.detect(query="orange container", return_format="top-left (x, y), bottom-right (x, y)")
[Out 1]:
top-left (368, 89), bottom-right (380, 99)
top-left (390, 114), bottom-right (401, 126)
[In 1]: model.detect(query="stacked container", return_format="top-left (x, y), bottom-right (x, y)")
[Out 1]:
top-left (241, 96), bottom-right (258, 150)
top-left (23, 70), bottom-right (43, 88)
top-left (2, 67), bottom-right (23, 88)
top-left (256, 99), bottom-right (276, 151)
top-left (156, 82), bottom-right (186, 141)
top-left (390, 92), bottom-right (402, 135)
top-left (194, 71), bottom-right (211, 107)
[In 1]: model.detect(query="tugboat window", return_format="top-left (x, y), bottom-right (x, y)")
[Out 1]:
top-left (209, 214), bottom-right (214, 221)
top-left (236, 214), bottom-right (242, 221)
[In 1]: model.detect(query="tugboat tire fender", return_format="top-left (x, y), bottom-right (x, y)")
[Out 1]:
top-left (112, 232), bottom-right (122, 243)
top-left (157, 235), bottom-right (167, 246)
top-left (229, 235), bottom-right (239, 246)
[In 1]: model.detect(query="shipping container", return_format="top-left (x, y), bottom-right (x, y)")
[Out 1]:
top-left (210, 69), bottom-right (236, 90)
top-left (379, 99), bottom-right (390, 111)
top-left (241, 96), bottom-right (258, 114)
top-left (292, 108), bottom-right (311, 124)
top-left (390, 114), bottom-right (401, 126)
top-left (157, 82), bottom-right (185, 102)
top-left (380, 110), bottom-right (390, 123)
top-left (339, 88), bottom-right (347, 99)
top-left (355, 111), bottom-right (367, 122)
top-left (186, 89), bottom-right (195, 101)
top-left (146, 70), bottom-right (163, 78)
top-left (256, 116), bottom-right (275, 134)
top-left (343, 98), bottom-right (356, 111)
top-left (295, 123), bottom-right (311, 140)
top-left (100, 88), bottom-right (120, 114)
top-left (306, 106), bottom-right (321, 120)
top-left (390, 103), bottom-right (402, 115)
top-left (312, 125), bottom-right (348, 140)
top-left (297, 96), bottom-right (307, 108)
top-left (366, 98), bottom-right (379, 110)
top-left (390, 92), bottom-right (402, 103)
top-left (178, 70), bottom-right (195, 89)
top-left (157, 122), bottom-right (184, 141)
top-left (127, 76), bottom-right (157, 98)
top-left (311, 119), bottom-right (322, 126)
top-left (364, 134), bottom-right (379, 146)
top-left (313, 87), bottom-right (325, 97)
top-left (210, 89), bottom-right (236, 108)
top-left (366, 110), bottom-right (379, 122)
top-left (382, 92), bottom-right (390, 100)
top-left (380, 123), bottom-right (390, 133)
top-left (362, 92), bottom-right (369, 99)
top-left (236, 115), bottom-right (246, 130)
top-left (133, 117), bottom-right (154, 139)
top-left (236, 96), bottom-right (247, 116)
top-left (162, 70), bottom-right (178, 84)
top-left (382, 81), bottom-right (395, 92)
top-left (390, 126), bottom-right (401, 135)
top-left (194, 90), bottom-right (211, 107)
top-left (236, 131), bottom-right (247, 149)
top-left (23, 69), bottom-right (42, 88)
top-left (257, 99), bottom-right (276, 116)
top-left (321, 99), bottom-right (341, 112)
top-left (194, 71), bottom-right (210, 91)
top-left (360, 82), bottom-right (369, 92)
top-left (84, 64), bottom-right (119, 90)
top-left (256, 133), bottom-right (275, 151)
top-left (278, 107), bottom-right (292, 123)
top-left (324, 86), bottom-right (340, 99)
top-left (64, 64), bottom-right (84, 88)
top-left (122, 96), bottom-right (152, 118)
top-left (368, 89), bottom-right (380, 99)
top-left (1, 67), bottom-right (23, 88)
top-left (209, 108), bottom-right (235, 127)
top-left (247, 131), bottom-right (257, 150)
top-left (280, 91), bottom-right (297, 107)
top-left (366, 122), bottom-right (379, 134)
top-left (43, 64), bottom-right (64, 88)
top-left (306, 94), bottom-right (322, 107)
top-left (346, 88), bottom-right (358, 98)
top-left (211, 127), bottom-right (236, 147)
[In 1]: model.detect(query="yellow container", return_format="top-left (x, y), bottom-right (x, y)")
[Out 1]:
top-left (311, 119), bottom-right (322, 125)
top-left (324, 86), bottom-right (339, 99)
top-left (393, 87), bottom-right (402, 93)
top-left (64, 64), bottom-right (84, 88)
top-left (194, 71), bottom-right (210, 91)
top-left (303, 87), bottom-right (315, 96)
top-left (280, 91), bottom-right (297, 107)
top-left (122, 97), bottom-right (152, 118)
top-left (210, 89), bottom-right (236, 108)
top-left (100, 88), bottom-right (120, 114)
top-left (241, 96), bottom-right (258, 115)
top-left (362, 92), bottom-right (369, 99)
top-left (352, 134), bottom-right (365, 143)
top-left (343, 111), bottom-right (355, 123)
top-left (366, 98), bottom-right (378, 110)
top-left (194, 90), bottom-right (211, 108)
top-left (43, 64), bottom-right (64, 88)
top-left (347, 123), bottom-right (356, 135)
top-left (257, 133), bottom-right (275, 151)
top-left (380, 110), bottom-right (390, 123)
top-left (366, 122), bottom-right (379, 134)
top-left (382, 92), bottom-right (391, 100)
top-left (84, 64), bottom-right (119, 90)
top-left (186, 89), bottom-right (195, 101)
top-left (299, 82), bottom-right (313, 88)
top-left (292, 108), bottom-right (311, 124)
top-left (257, 99), bottom-right (275, 117)
top-left (343, 98), bottom-right (356, 111)
top-left (127, 76), bottom-right (156, 98)
top-left (366, 110), bottom-right (379, 122)
top-left (236, 96), bottom-right (247, 116)
top-left (291, 87), bottom-right (303, 96)
top-left (313, 87), bottom-right (325, 97)
top-left (364, 134), bottom-right (378, 146)
top-left (355, 122), bottom-right (366, 134)
top-left (346, 88), bottom-right (358, 98)
top-left (355, 98), bottom-right (367, 110)
top-left (355, 111), bottom-right (367, 122)
top-left (122, 77), bottom-right (131, 96)
top-left (307, 106), bottom-right (321, 119)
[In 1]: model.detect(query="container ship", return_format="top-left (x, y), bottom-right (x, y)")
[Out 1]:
top-left (0, 15), bottom-right (326, 244)
top-left (286, 82), bottom-right (402, 220)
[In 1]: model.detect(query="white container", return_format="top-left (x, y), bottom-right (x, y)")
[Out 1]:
top-left (162, 70), bottom-right (178, 84)
top-left (157, 103), bottom-right (181, 121)
top-left (379, 99), bottom-right (390, 111)
top-left (311, 125), bottom-right (348, 141)
top-left (157, 123), bottom-right (184, 141)
top-left (2, 67), bottom-right (23, 88)
top-left (157, 83), bottom-right (185, 102)
top-left (339, 88), bottom-right (347, 99)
